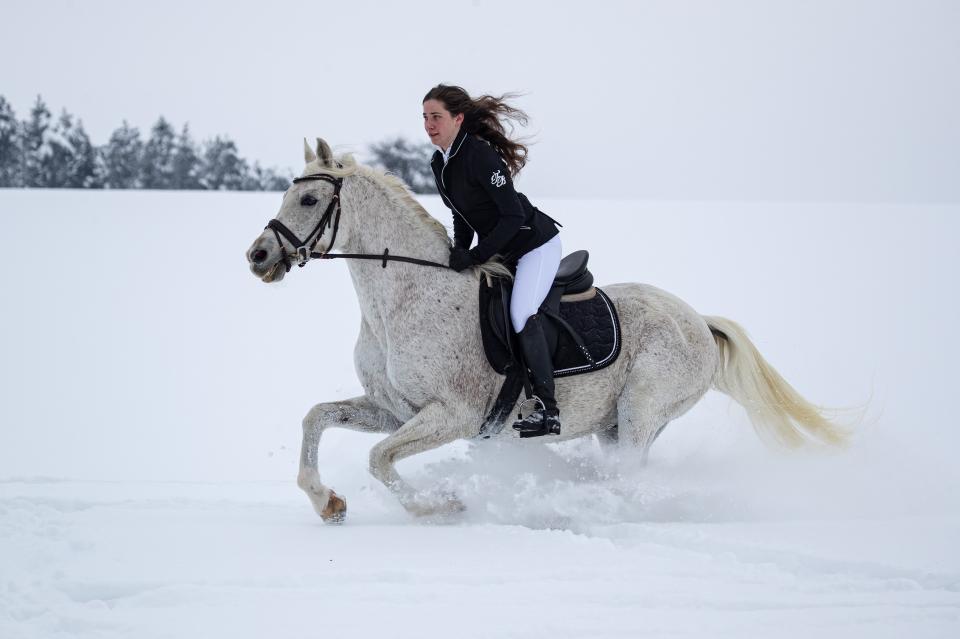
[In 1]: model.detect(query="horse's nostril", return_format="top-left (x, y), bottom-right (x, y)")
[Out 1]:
top-left (252, 248), bottom-right (269, 264)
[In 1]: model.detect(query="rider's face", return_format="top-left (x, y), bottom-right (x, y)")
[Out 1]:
top-left (423, 99), bottom-right (463, 151)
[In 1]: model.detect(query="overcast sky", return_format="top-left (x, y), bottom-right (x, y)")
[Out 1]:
top-left (2, 0), bottom-right (957, 200)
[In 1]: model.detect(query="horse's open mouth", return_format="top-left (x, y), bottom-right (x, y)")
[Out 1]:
top-left (260, 261), bottom-right (286, 283)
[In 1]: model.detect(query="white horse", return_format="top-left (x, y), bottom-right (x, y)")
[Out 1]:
top-left (245, 139), bottom-right (847, 522)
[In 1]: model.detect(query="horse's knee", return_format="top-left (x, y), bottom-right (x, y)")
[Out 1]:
top-left (303, 402), bottom-right (349, 432)
top-left (302, 404), bottom-right (324, 432)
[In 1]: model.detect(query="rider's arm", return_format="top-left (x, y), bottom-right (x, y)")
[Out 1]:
top-left (467, 143), bottom-right (525, 264)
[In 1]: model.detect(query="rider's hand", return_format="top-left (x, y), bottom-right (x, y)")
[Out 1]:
top-left (448, 246), bottom-right (475, 272)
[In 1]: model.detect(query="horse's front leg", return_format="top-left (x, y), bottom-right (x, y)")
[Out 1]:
top-left (298, 395), bottom-right (400, 522)
top-left (368, 402), bottom-right (473, 518)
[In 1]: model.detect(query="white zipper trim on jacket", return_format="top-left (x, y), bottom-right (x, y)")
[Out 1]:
top-left (440, 131), bottom-right (468, 190)
top-left (437, 182), bottom-right (478, 236)
top-left (436, 132), bottom-right (478, 236)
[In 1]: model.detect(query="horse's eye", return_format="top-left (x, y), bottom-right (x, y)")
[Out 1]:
top-left (300, 195), bottom-right (318, 206)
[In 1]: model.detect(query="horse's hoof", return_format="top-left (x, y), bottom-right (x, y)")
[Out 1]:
top-left (320, 490), bottom-right (347, 523)
top-left (411, 495), bottom-right (466, 518)
top-left (446, 497), bottom-right (467, 514)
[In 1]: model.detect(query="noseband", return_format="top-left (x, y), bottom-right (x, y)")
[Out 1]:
top-left (265, 173), bottom-right (344, 273)
top-left (264, 172), bottom-right (450, 272)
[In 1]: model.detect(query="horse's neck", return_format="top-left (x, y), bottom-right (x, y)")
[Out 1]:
top-left (339, 174), bottom-right (448, 261)
top-left (340, 174), bottom-right (466, 319)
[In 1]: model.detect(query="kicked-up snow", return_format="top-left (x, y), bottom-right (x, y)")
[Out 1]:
top-left (1, 189), bottom-right (958, 637)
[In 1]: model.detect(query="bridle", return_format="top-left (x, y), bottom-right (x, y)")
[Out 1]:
top-left (264, 173), bottom-right (450, 272)
top-left (265, 173), bottom-right (344, 272)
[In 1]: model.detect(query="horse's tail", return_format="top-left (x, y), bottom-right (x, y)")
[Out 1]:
top-left (703, 315), bottom-right (849, 448)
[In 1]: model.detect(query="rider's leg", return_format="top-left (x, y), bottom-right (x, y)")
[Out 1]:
top-left (510, 236), bottom-right (562, 435)
top-left (514, 314), bottom-right (562, 436)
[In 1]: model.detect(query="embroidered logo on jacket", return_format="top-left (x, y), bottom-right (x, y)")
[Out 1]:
top-left (490, 170), bottom-right (506, 188)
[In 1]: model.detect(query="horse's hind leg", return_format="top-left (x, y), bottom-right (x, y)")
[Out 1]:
top-left (616, 368), bottom-right (710, 465)
top-left (616, 393), bottom-right (666, 466)
top-left (596, 423), bottom-right (619, 455)
top-left (368, 402), bottom-right (473, 518)
top-left (298, 395), bottom-right (400, 522)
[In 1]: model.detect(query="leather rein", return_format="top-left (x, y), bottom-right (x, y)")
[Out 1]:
top-left (265, 173), bottom-right (450, 273)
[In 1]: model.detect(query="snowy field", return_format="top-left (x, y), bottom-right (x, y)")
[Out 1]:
top-left (1, 188), bottom-right (958, 637)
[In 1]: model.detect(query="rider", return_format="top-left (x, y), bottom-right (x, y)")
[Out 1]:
top-left (423, 84), bottom-right (563, 437)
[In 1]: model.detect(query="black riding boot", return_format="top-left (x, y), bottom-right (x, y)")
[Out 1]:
top-left (512, 314), bottom-right (561, 437)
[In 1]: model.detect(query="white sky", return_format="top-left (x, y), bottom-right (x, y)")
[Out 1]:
top-left (2, 0), bottom-right (958, 200)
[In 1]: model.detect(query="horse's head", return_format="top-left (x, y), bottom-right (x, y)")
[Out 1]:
top-left (246, 137), bottom-right (352, 283)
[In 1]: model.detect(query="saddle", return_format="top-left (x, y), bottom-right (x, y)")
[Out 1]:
top-left (477, 250), bottom-right (622, 437)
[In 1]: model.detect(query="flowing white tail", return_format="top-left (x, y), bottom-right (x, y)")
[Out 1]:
top-left (704, 316), bottom-right (849, 448)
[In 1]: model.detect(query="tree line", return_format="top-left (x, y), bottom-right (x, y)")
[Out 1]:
top-left (0, 94), bottom-right (439, 194)
top-left (0, 95), bottom-right (291, 191)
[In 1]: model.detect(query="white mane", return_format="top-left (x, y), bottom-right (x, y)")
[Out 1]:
top-left (301, 154), bottom-right (450, 245)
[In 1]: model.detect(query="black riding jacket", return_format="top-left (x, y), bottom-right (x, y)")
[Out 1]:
top-left (430, 128), bottom-right (559, 266)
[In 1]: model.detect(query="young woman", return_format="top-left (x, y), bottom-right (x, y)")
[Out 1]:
top-left (423, 84), bottom-right (563, 437)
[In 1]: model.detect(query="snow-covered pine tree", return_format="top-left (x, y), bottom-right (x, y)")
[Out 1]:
top-left (201, 136), bottom-right (249, 191)
top-left (248, 162), bottom-right (291, 191)
top-left (141, 117), bottom-right (177, 189)
top-left (102, 121), bottom-right (143, 189)
top-left (40, 109), bottom-right (79, 187)
top-left (261, 167), bottom-right (292, 191)
top-left (66, 118), bottom-right (102, 188)
top-left (20, 96), bottom-right (52, 187)
top-left (368, 137), bottom-right (436, 194)
top-left (243, 162), bottom-right (265, 191)
top-left (172, 124), bottom-right (202, 190)
top-left (0, 96), bottom-right (22, 187)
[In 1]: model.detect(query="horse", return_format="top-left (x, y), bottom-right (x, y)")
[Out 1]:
top-left (245, 138), bottom-right (847, 522)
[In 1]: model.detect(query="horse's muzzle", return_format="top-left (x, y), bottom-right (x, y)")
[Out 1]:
top-left (251, 248), bottom-right (269, 264)
top-left (246, 238), bottom-right (286, 282)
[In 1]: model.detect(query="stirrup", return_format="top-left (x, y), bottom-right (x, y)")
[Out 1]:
top-left (512, 396), bottom-right (561, 438)
top-left (512, 396), bottom-right (545, 432)
top-left (516, 396), bottom-right (545, 418)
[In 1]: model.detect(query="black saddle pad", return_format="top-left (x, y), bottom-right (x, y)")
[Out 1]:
top-left (551, 288), bottom-right (621, 377)
top-left (478, 280), bottom-right (622, 379)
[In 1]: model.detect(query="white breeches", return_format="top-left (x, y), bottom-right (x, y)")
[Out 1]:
top-left (511, 234), bottom-right (562, 333)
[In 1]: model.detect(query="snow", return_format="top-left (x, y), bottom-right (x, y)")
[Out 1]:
top-left (1, 189), bottom-right (958, 637)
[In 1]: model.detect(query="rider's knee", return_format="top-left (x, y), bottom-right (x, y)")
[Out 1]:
top-left (510, 307), bottom-right (536, 333)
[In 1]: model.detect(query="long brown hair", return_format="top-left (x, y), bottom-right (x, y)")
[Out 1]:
top-left (423, 84), bottom-right (530, 176)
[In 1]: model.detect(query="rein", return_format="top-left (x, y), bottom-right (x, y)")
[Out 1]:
top-left (265, 172), bottom-right (450, 272)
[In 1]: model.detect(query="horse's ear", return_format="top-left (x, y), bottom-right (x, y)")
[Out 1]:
top-left (315, 137), bottom-right (334, 167)
top-left (303, 138), bottom-right (318, 164)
